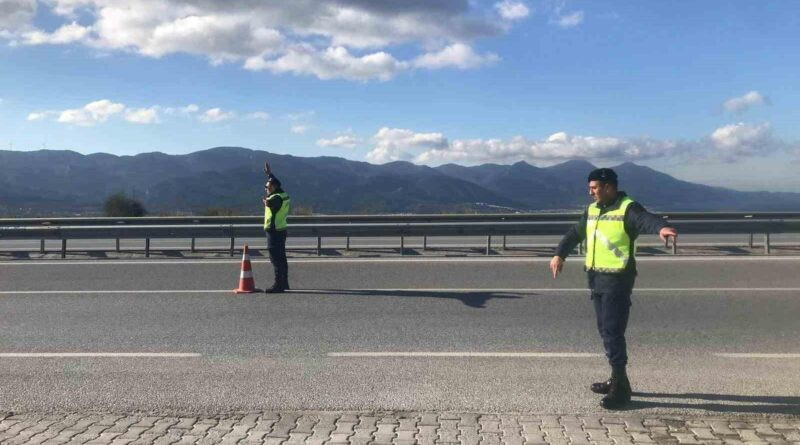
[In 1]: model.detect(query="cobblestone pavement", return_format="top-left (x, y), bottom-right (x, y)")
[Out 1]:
top-left (1, 412), bottom-right (799, 445)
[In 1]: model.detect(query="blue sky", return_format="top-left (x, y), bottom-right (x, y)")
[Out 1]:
top-left (1, 0), bottom-right (798, 191)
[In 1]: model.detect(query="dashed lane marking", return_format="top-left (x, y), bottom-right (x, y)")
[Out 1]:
top-left (328, 352), bottom-right (603, 358)
top-left (0, 352), bottom-right (202, 358)
top-left (713, 353), bottom-right (800, 358)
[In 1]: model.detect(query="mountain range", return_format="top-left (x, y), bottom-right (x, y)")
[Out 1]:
top-left (1, 147), bottom-right (798, 216)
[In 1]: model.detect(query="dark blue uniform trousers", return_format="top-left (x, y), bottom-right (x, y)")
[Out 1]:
top-left (589, 273), bottom-right (634, 371)
top-left (266, 230), bottom-right (288, 287)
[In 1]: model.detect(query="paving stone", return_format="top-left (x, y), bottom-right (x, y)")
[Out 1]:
top-left (624, 419), bottom-right (648, 434)
top-left (641, 419), bottom-right (666, 428)
top-left (709, 421), bottom-right (739, 436)
top-left (396, 430), bottom-right (417, 441)
top-left (459, 414), bottom-right (480, 428)
top-left (629, 432), bottom-right (655, 443)
top-left (479, 419), bottom-right (502, 434)
top-left (419, 414), bottom-right (439, 427)
top-left (583, 417), bottom-right (604, 430)
top-left (541, 427), bottom-right (565, 441)
top-left (397, 418), bottom-right (418, 432)
top-left (672, 433), bottom-right (703, 444)
top-left (541, 416), bottom-right (560, 428)
top-left (755, 425), bottom-right (783, 437)
top-left (738, 429), bottom-right (767, 442)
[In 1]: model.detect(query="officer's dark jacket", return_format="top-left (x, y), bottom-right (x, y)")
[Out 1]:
top-left (555, 192), bottom-right (668, 277)
top-left (265, 173), bottom-right (285, 233)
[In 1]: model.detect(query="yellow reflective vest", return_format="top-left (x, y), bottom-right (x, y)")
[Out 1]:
top-left (585, 196), bottom-right (634, 273)
top-left (264, 192), bottom-right (290, 231)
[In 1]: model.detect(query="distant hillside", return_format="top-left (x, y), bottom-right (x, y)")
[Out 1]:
top-left (1, 147), bottom-right (799, 216)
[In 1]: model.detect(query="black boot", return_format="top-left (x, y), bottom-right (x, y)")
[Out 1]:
top-left (600, 369), bottom-right (631, 409)
top-left (265, 282), bottom-right (285, 293)
top-left (590, 378), bottom-right (612, 394)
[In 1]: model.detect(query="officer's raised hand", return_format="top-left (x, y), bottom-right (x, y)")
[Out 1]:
top-left (264, 161), bottom-right (271, 175)
top-left (550, 255), bottom-right (564, 279)
top-left (659, 227), bottom-right (677, 244)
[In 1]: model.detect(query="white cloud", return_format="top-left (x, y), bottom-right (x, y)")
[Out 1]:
top-left (495, 1), bottom-right (530, 21)
top-left (26, 111), bottom-right (53, 121)
top-left (366, 127), bottom-right (449, 164)
top-left (56, 99), bottom-right (125, 126)
top-left (163, 104), bottom-right (199, 115)
top-left (710, 122), bottom-right (777, 160)
top-left (199, 108), bottom-right (235, 123)
top-left (248, 45), bottom-right (408, 81)
top-left (2, 0), bottom-right (513, 80)
top-left (723, 91), bottom-right (767, 113)
top-left (553, 11), bottom-right (584, 28)
top-left (413, 43), bottom-right (499, 70)
top-left (246, 111), bottom-right (271, 120)
top-left (0, 0), bottom-right (36, 32)
top-left (413, 131), bottom-right (684, 165)
top-left (22, 22), bottom-right (90, 45)
top-left (290, 124), bottom-right (310, 134)
top-left (124, 106), bottom-right (160, 124)
top-left (317, 134), bottom-right (362, 149)
top-left (363, 123), bottom-right (798, 166)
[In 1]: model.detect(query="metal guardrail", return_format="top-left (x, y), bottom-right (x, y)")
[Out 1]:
top-left (3, 211), bottom-right (800, 226)
top-left (2, 217), bottom-right (799, 258)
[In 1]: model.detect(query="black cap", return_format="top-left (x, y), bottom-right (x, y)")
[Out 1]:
top-left (587, 168), bottom-right (618, 186)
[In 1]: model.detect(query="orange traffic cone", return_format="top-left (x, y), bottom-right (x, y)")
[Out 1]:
top-left (233, 244), bottom-right (260, 293)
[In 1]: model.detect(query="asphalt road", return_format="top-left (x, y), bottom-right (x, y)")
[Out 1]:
top-left (1, 257), bottom-right (799, 416)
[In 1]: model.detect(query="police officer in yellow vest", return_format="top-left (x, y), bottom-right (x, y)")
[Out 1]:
top-left (550, 168), bottom-right (677, 409)
top-left (262, 161), bottom-right (291, 293)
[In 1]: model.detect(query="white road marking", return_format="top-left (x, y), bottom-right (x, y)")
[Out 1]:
top-left (2, 287), bottom-right (800, 295)
top-left (328, 352), bottom-right (603, 358)
top-left (0, 353), bottom-right (202, 358)
top-left (2, 256), bottom-right (800, 266)
top-left (713, 353), bottom-right (800, 358)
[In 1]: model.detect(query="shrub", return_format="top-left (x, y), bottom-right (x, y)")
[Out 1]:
top-left (103, 192), bottom-right (147, 217)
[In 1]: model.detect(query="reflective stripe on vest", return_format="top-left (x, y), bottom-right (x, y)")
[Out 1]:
top-left (264, 192), bottom-right (291, 231)
top-left (585, 196), bottom-right (634, 273)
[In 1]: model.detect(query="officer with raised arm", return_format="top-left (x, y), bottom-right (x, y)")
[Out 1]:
top-left (262, 161), bottom-right (291, 293)
top-left (550, 168), bottom-right (677, 409)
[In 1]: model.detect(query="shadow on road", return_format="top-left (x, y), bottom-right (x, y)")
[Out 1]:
top-left (628, 392), bottom-right (800, 415)
top-left (299, 289), bottom-right (526, 308)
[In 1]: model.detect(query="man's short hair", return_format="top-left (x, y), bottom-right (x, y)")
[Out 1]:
top-left (587, 168), bottom-right (618, 187)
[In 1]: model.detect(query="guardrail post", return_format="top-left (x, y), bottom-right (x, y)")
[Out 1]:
top-left (486, 235), bottom-right (491, 255)
top-left (190, 237), bottom-right (196, 252)
top-left (400, 236), bottom-right (405, 256)
top-left (115, 238), bottom-right (120, 252)
top-left (145, 238), bottom-right (150, 258)
top-left (61, 239), bottom-right (66, 258)
top-left (578, 241), bottom-right (583, 255)
top-left (748, 233), bottom-right (754, 248)
top-left (317, 236), bottom-right (322, 256)
top-left (502, 235), bottom-right (507, 251)
top-left (229, 236), bottom-right (235, 257)
top-left (671, 237), bottom-right (677, 255)
top-left (40, 239), bottom-right (45, 254)
top-left (423, 236), bottom-right (427, 250)
top-left (346, 236), bottom-right (350, 251)
top-left (764, 233), bottom-right (770, 255)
